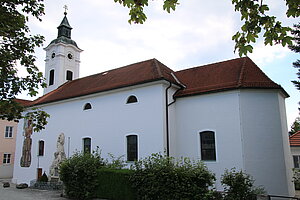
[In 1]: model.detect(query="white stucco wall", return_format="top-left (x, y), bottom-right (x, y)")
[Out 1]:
top-left (174, 90), bottom-right (244, 190)
top-left (239, 90), bottom-right (294, 196)
top-left (174, 89), bottom-right (294, 195)
top-left (13, 82), bottom-right (169, 184)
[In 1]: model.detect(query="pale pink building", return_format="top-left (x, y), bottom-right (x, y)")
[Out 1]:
top-left (0, 99), bottom-right (31, 178)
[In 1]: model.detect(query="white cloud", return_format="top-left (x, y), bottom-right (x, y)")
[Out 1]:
top-left (250, 42), bottom-right (291, 66)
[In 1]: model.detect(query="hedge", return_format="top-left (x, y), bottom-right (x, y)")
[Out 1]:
top-left (96, 168), bottom-right (137, 200)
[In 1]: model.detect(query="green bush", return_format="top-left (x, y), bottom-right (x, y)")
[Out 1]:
top-left (221, 168), bottom-right (265, 200)
top-left (59, 150), bottom-right (105, 200)
top-left (96, 168), bottom-right (137, 200)
top-left (130, 153), bottom-right (216, 200)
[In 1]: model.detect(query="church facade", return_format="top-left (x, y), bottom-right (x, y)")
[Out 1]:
top-left (13, 13), bottom-right (294, 196)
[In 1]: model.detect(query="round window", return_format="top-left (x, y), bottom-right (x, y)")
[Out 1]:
top-left (68, 53), bottom-right (73, 59)
top-left (51, 52), bottom-right (55, 58)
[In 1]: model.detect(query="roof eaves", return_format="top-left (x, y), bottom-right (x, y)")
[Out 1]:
top-left (31, 77), bottom-right (174, 107)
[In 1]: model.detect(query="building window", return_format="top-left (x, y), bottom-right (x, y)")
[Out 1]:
top-left (200, 131), bottom-right (216, 161)
top-left (83, 103), bottom-right (92, 110)
top-left (127, 135), bottom-right (138, 161)
top-left (293, 155), bottom-right (300, 168)
top-left (83, 138), bottom-right (91, 154)
top-left (5, 126), bottom-right (13, 138)
top-left (126, 95), bottom-right (138, 104)
top-left (3, 153), bottom-right (11, 164)
top-left (66, 70), bottom-right (73, 81)
top-left (49, 69), bottom-right (55, 86)
top-left (38, 140), bottom-right (44, 156)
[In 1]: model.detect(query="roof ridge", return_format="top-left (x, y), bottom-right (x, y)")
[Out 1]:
top-left (237, 57), bottom-right (247, 87)
top-left (153, 58), bottom-right (163, 78)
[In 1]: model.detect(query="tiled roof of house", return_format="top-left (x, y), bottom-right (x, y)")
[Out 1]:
top-left (29, 57), bottom-right (288, 107)
top-left (32, 59), bottom-right (177, 106)
top-left (15, 99), bottom-right (32, 107)
top-left (290, 131), bottom-right (300, 146)
top-left (174, 57), bottom-right (286, 97)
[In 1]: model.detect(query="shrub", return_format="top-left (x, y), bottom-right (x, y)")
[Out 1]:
top-left (293, 168), bottom-right (300, 190)
top-left (221, 168), bottom-right (265, 200)
top-left (130, 153), bottom-right (216, 200)
top-left (96, 168), bottom-right (137, 200)
top-left (59, 149), bottom-right (105, 200)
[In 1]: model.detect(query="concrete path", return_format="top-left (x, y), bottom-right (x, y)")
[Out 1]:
top-left (0, 180), bottom-right (65, 200)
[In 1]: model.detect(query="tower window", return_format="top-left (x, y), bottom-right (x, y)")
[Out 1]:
top-left (127, 135), bottom-right (138, 161)
top-left (51, 52), bottom-right (55, 58)
top-left (126, 95), bottom-right (138, 104)
top-left (200, 131), bottom-right (216, 161)
top-left (66, 70), bottom-right (73, 81)
top-left (67, 53), bottom-right (73, 59)
top-left (49, 69), bottom-right (55, 86)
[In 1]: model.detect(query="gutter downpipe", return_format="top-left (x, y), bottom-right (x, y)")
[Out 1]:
top-left (165, 73), bottom-right (186, 157)
top-left (165, 82), bottom-right (172, 157)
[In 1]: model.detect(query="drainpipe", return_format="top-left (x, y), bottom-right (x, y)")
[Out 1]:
top-left (165, 82), bottom-right (172, 156)
top-left (165, 74), bottom-right (186, 157)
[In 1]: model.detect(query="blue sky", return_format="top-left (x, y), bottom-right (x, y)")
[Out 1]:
top-left (20, 0), bottom-right (299, 127)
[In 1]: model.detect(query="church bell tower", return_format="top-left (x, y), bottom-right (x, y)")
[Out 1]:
top-left (43, 9), bottom-right (83, 95)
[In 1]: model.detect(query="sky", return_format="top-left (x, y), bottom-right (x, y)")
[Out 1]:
top-left (19, 0), bottom-right (299, 127)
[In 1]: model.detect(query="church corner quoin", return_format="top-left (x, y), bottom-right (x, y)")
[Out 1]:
top-left (12, 12), bottom-right (295, 197)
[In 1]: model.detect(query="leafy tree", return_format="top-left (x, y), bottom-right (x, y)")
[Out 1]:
top-left (114, 0), bottom-right (299, 56)
top-left (289, 23), bottom-right (300, 91)
top-left (0, 0), bottom-right (49, 131)
top-left (290, 117), bottom-right (300, 135)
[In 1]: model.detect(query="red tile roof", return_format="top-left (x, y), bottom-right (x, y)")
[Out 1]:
top-left (174, 57), bottom-right (286, 97)
top-left (29, 57), bottom-right (288, 106)
top-left (15, 99), bottom-right (32, 107)
top-left (290, 131), bottom-right (300, 146)
top-left (32, 59), bottom-right (177, 106)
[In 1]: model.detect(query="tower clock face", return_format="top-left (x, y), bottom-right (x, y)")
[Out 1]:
top-left (51, 52), bottom-right (55, 58)
top-left (68, 53), bottom-right (73, 59)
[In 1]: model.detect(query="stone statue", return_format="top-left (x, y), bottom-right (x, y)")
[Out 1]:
top-left (20, 119), bottom-right (33, 167)
top-left (49, 133), bottom-right (66, 179)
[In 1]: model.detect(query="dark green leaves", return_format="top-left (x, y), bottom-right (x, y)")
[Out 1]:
top-left (232, 0), bottom-right (296, 56)
top-left (0, 0), bottom-right (48, 131)
top-left (114, 0), bottom-right (178, 24)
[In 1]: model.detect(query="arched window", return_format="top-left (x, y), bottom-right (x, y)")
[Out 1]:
top-left (66, 70), bottom-right (73, 81)
top-left (38, 140), bottom-right (44, 156)
top-left (126, 95), bottom-right (138, 104)
top-left (200, 131), bottom-right (216, 161)
top-left (83, 103), bottom-right (92, 110)
top-left (49, 69), bottom-right (55, 86)
top-left (127, 135), bottom-right (138, 161)
top-left (83, 138), bottom-right (91, 154)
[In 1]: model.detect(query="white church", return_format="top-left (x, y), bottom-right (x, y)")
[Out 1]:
top-left (13, 13), bottom-right (295, 196)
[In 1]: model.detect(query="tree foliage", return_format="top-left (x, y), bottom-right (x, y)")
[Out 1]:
top-left (290, 117), bottom-right (300, 135)
top-left (0, 0), bottom-right (49, 131)
top-left (289, 23), bottom-right (300, 91)
top-left (114, 0), bottom-right (300, 56)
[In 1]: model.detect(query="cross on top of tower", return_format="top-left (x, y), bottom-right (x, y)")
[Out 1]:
top-left (63, 5), bottom-right (68, 15)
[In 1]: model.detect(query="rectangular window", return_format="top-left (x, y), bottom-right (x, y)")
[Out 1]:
top-left (294, 155), bottom-right (300, 168)
top-left (200, 131), bottom-right (216, 161)
top-left (3, 154), bottom-right (11, 164)
top-left (38, 140), bottom-right (45, 156)
top-left (127, 135), bottom-right (138, 161)
top-left (83, 138), bottom-right (91, 154)
top-left (5, 126), bottom-right (13, 138)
